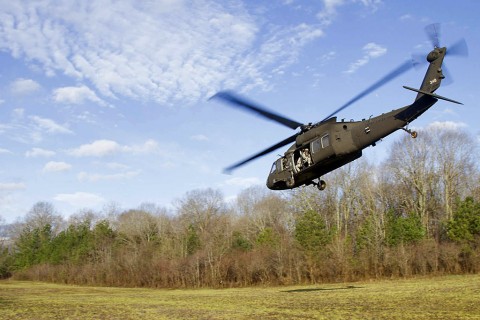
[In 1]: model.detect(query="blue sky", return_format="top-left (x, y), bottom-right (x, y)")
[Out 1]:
top-left (1, 0), bottom-right (479, 222)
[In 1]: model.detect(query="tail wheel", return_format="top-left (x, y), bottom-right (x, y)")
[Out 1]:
top-left (317, 180), bottom-right (326, 191)
top-left (411, 131), bottom-right (418, 139)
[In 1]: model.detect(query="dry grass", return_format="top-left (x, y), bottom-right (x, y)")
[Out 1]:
top-left (1, 274), bottom-right (480, 319)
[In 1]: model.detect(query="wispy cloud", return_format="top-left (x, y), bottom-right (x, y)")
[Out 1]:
top-left (68, 140), bottom-right (121, 157)
top-left (344, 42), bottom-right (387, 74)
top-left (25, 147), bottom-right (56, 158)
top-left (30, 116), bottom-right (73, 134)
top-left (0, 148), bottom-right (12, 155)
top-left (77, 170), bottom-right (141, 182)
top-left (53, 85), bottom-right (107, 106)
top-left (43, 161), bottom-right (72, 173)
top-left (190, 134), bottom-right (209, 142)
top-left (427, 121), bottom-right (468, 131)
top-left (54, 191), bottom-right (106, 207)
top-left (0, 182), bottom-right (26, 191)
top-left (68, 139), bottom-right (159, 157)
top-left (317, 0), bottom-right (346, 26)
top-left (224, 177), bottom-right (262, 188)
top-left (10, 78), bottom-right (41, 95)
top-left (0, 1), bottom-right (326, 104)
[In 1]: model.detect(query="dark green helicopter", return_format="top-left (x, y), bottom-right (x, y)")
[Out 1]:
top-left (211, 24), bottom-right (467, 191)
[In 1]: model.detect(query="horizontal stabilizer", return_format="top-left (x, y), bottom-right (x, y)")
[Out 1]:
top-left (403, 86), bottom-right (463, 105)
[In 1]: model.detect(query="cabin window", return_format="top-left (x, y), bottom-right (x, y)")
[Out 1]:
top-left (321, 133), bottom-right (330, 148)
top-left (311, 139), bottom-right (321, 154)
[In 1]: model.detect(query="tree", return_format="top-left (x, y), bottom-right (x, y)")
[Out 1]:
top-left (430, 128), bottom-right (477, 220)
top-left (295, 209), bottom-right (331, 253)
top-left (446, 197), bottom-right (480, 243)
top-left (385, 210), bottom-right (425, 247)
top-left (295, 209), bottom-right (332, 282)
top-left (383, 133), bottom-right (438, 236)
top-left (24, 202), bottom-right (64, 235)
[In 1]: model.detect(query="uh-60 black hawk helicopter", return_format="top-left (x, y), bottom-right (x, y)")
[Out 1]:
top-left (211, 24), bottom-right (468, 191)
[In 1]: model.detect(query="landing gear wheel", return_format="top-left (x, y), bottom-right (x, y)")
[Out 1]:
top-left (317, 180), bottom-right (326, 191)
top-left (402, 127), bottom-right (417, 139)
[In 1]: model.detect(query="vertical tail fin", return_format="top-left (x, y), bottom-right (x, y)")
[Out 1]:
top-left (415, 47), bottom-right (447, 100)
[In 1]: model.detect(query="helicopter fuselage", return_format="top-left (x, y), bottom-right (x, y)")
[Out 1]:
top-left (267, 45), bottom-right (451, 190)
top-left (266, 95), bottom-right (438, 190)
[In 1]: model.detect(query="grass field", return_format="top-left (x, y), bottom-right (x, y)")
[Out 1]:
top-left (1, 275), bottom-right (479, 319)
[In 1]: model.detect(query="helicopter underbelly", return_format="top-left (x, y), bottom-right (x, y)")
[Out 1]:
top-left (267, 151), bottom-right (362, 190)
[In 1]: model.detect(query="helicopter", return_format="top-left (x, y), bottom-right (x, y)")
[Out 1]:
top-left (210, 24), bottom-right (468, 191)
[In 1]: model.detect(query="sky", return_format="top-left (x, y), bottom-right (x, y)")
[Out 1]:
top-left (1, 0), bottom-right (479, 222)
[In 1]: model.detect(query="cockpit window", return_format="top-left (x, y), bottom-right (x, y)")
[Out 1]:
top-left (270, 162), bottom-right (277, 174)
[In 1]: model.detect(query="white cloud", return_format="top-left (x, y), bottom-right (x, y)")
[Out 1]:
top-left (123, 139), bottom-right (159, 154)
top-left (54, 192), bottom-right (106, 207)
top-left (105, 162), bottom-right (130, 170)
top-left (10, 78), bottom-right (40, 95)
top-left (30, 116), bottom-right (73, 134)
top-left (190, 134), bottom-right (209, 142)
top-left (77, 170), bottom-right (140, 182)
top-left (224, 177), bottom-right (262, 188)
top-left (399, 14), bottom-right (413, 21)
top-left (68, 139), bottom-right (159, 157)
top-left (52, 85), bottom-right (106, 106)
top-left (43, 161), bottom-right (72, 173)
top-left (12, 108), bottom-right (25, 119)
top-left (68, 140), bottom-right (121, 157)
top-left (317, 0), bottom-right (346, 25)
top-left (0, 148), bottom-right (12, 155)
top-left (25, 147), bottom-right (56, 158)
top-left (344, 42), bottom-right (387, 74)
top-left (0, 1), bottom-right (325, 104)
top-left (363, 42), bottom-right (387, 58)
top-left (0, 182), bottom-right (26, 191)
top-left (427, 121), bottom-right (468, 131)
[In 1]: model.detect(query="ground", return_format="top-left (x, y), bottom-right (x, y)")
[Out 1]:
top-left (1, 274), bottom-right (479, 319)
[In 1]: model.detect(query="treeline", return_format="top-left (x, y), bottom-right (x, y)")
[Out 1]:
top-left (1, 127), bottom-right (479, 287)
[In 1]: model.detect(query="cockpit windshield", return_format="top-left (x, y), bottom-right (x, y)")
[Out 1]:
top-left (270, 162), bottom-right (277, 174)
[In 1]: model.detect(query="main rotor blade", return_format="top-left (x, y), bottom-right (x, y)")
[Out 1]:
top-left (224, 133), bottom-right (298, 173)
top-left (210, 91), bottom-right (303, 130)
top-left (320, 60), bottom-right (414, 122)
top-left (447, 38), bottom-right (468, 57)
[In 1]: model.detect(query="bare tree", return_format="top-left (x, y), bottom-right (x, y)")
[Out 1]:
top-left (23, 201), bottom-right (64, 235)
top-left (430, 128), bottom-right (477, 220)
top-left (383, 133), bottom-right (438, 235)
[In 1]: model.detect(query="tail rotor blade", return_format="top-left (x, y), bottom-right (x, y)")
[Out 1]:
top-left (441, 64), bottom-right (454, 86)
top-left (425, 23), bottom-right (441, 48)
top-left (448, 38), bottom-right (468, 57)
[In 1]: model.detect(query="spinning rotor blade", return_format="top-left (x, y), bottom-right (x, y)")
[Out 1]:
top-left (210, 91), bottom-right (303, 130)
top-left (425, 23), bottom-right (441, 48)
top-left (447, 38), bottom-right (468, 57)
top-left (319, 60), bottom-right (414, 122)
top-left (224, 133), bottom-right (298, 173)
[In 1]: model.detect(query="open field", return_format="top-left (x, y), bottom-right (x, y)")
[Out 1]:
top-left (1, 275), bottom-right (479, 319)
